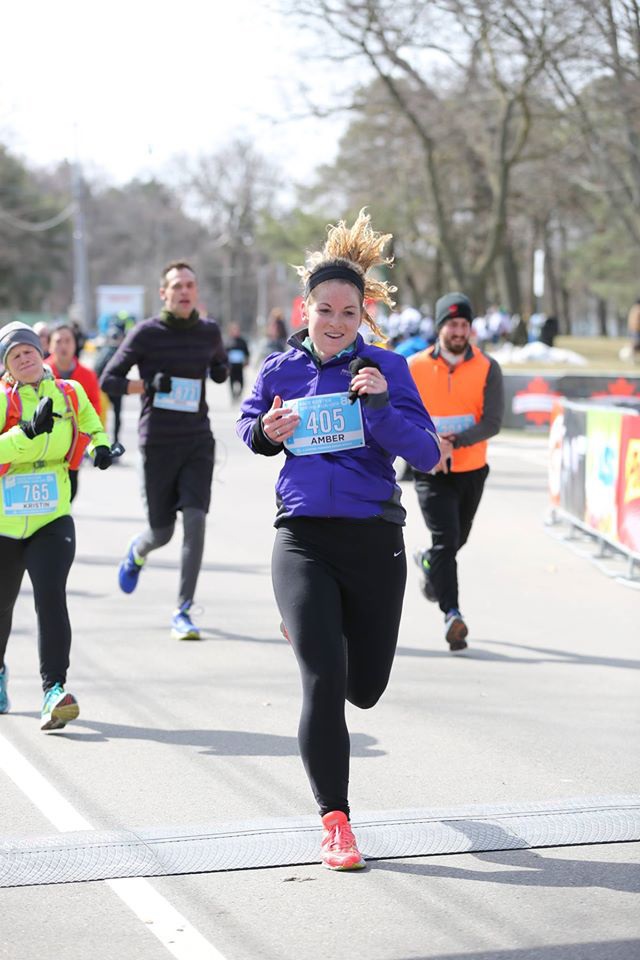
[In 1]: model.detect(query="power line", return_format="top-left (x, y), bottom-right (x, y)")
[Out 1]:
top-left (0, 202), bottom-right (76, 232)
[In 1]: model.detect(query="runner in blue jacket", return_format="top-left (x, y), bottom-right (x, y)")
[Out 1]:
top-left (236, 210), bottom-right (439, 871)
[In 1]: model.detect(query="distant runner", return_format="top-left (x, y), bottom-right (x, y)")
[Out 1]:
top-left (100, 261), bottom-right (228, 640)
top-left (409, 292), bottom-right (504, 652)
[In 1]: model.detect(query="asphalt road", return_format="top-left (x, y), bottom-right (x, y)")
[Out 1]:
top-left (1, 382), bottom-right (638, 960)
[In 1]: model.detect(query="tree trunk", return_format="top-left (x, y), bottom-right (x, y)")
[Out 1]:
top-left (502, 241), bottom-right (522, 316)
top-left (597, 296), bottom-right (608, 337)
top-left (560, 285), bottom-right (572, 335)
top-left (544, 234), bottom-right (559, 319)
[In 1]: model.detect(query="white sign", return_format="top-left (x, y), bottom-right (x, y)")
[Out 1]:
top-left (96, 285), bottom-right (145, 322)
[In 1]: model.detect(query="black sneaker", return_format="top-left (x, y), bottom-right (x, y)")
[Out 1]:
top-left (444, 609), bottom-right (468, 652)
top-left (413, 549), bottom-right (437, 602)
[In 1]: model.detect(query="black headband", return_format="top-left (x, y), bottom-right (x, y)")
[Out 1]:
top-left (304, 265), bottom-right (365, 298)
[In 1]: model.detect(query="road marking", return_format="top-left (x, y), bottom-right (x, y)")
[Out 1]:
top-left (0, 731), bottom-right (227, 960)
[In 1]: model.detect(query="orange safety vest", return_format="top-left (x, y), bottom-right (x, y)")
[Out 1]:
top-left (0, 379), bottom-right (91, 476)
top-left (409, 345), bottom-right (491, 472)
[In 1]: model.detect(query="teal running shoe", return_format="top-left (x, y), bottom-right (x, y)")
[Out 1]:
top-left (171, 601), bottom-right (201, 641)
top-left (0, 665), bottom-right (9, 714)
top-left (40, 683), bottom-right (79, 731)
top-left (118, 538), bottom-right (145, 594)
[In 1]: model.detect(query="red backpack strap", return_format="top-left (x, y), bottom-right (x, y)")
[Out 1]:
top-left (0, 381), bottom-right (23, 476)
top-left (55, 380), bottom-right (90, 469)
top-left (0, 381), bottom-right (22, 430)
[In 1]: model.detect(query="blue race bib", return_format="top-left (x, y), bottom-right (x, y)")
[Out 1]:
top-left (284, 392), bottom-right (365, 457)
top-left (152, 377), bottom-right (202, 413)
top-left (432, 413), bottom-right (475, 434)
top-left (228, 349), bottom-right (246, 364)
top-left (2, 472), bottom-right (59, 515)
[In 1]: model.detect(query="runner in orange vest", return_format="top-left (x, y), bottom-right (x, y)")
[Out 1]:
top-left (408, 292), bottom-right (504, 652)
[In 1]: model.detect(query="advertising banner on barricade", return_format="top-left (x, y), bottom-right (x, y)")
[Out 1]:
top-left (617, 416), bottom-right (640, 554)
top-left (548, 402), bottom-right (564, 508)
top-left (504, 373), bottom-right (640, 430)
top-left (552, 398), bottom-right (640, 561)
top-left (560, 404), bottom-right (587, 521)
top-left (584, 408), bottom-right (621, 537)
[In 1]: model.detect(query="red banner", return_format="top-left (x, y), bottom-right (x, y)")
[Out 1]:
top-left (616, 416), bottom-right (640, 553)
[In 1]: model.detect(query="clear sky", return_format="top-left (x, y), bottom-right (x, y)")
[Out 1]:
top-left (2, 0), bottom-right (346, 186)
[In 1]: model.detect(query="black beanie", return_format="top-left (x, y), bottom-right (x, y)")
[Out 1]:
top-left (435, 292), bottom-right (473, 330)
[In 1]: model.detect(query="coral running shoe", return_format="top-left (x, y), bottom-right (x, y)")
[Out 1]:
top-left (40, 683), bottom-right (79, 731)
top-left (320, 811), bottom-right (366, 871)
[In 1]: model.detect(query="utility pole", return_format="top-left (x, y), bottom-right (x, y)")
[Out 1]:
top-left (71, 162), bottom-right (92, 332)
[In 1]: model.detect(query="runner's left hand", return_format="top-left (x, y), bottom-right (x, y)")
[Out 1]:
top-left (349, 366), bottom-right (388, 400)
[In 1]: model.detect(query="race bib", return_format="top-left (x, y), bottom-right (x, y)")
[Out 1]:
top-left (228, 349), bottom-right (246, 364)
top-left (432, 413), bottom-right (475, 434)
top-left (152, 377), bottom-right (202, 413)
top-left (2, 472), bottom-right (59, 516)
top-left (285, 392), bottom-right (365, 456)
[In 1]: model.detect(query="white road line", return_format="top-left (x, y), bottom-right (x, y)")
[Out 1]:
top-left (0, 731), bottom-right (227, 960)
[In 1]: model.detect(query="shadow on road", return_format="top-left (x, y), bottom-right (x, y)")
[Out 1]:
top-left (373, 835), bottom-right (640, 894)
top-left (396, 642), bottom-right (640, 670)
top-left (393, 938), bottom-right (640, 960)
top-left (12, 716), bottom-right (384, 757)
top-left (74, 555), bottom-right (268, 575)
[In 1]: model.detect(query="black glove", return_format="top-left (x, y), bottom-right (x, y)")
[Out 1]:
top-left (209, 361), bottom-right (229, 384)
top-left (93, 445), bottom-right (113, 470)
top-left (20, 397), bottom-right (55, 439)
top-left (144, 372), bottom-right (172, 396)
top-left (347, 357), bottom-right (382, 404)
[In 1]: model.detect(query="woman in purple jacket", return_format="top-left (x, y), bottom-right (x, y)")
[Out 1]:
top-left (237, 211), bottom-right (440, 871)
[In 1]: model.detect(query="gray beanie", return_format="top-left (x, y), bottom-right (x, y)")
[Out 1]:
top-left (0, 321), bottom-right (45, 366)
top-left (435, 292), bottom-right (473, 330)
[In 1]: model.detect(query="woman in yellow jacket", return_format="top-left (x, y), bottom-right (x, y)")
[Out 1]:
top-left (0, 322), bottom-right (114, 731)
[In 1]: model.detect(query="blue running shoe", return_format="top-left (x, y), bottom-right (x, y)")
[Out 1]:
top-left (444, 609), bottom-right (468, 652)
top-left (171, 601), bottom-right (201, 641)
top-left (118, 538), bottom-right (145, 594)
top-left (40, 683), bottom-right (79, 731)
top-left (0, 665), bottom-right (9, 714)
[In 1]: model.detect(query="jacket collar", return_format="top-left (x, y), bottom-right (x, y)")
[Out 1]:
top-left (289, 328), bottom-right (363, 366)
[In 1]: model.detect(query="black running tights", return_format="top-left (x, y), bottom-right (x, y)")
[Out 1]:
top-left (0, 515), bottom-right (76, 692)
top-left (272, 517), bottom-right (407, 818)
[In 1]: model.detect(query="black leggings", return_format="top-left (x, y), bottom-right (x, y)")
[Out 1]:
top-left (414, 465), bottom-right (489, 613)
top-left (272, 517), bottom-right (407, 818)
top-left (109, 394), bottom-right (122, 444)
top-left (0, 515), bottom-right (76, 692)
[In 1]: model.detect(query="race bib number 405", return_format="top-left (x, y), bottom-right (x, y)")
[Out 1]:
top-left (152, 377), bottom-right (202, 413)
top-left (285, 392), bottom-right (365, 456)
top-left (2, 472), bottom-right (59, 515)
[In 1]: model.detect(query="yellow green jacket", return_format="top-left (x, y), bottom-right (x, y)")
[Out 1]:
top-left (0, 372), bottom-right (110, 539)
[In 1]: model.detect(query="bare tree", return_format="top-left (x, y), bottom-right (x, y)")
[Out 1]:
top-left (544, 0), bottom-right (640, 243)
top-left (284, 0), bottom-right (579, 308)
top-left (180, 139), bottom-right (282, 329)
